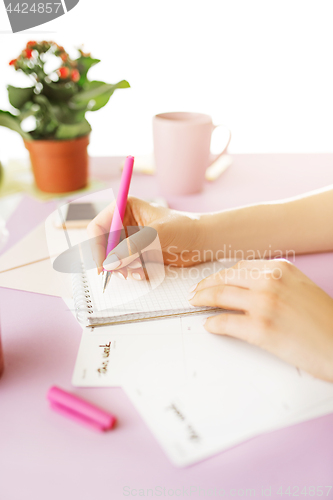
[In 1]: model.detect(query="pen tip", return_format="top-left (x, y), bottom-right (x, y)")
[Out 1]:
top-left (102, 271), bottom-right (112, 293)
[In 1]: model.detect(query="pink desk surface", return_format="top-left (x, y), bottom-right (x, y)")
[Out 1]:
top-left (1, 154), bottom-right (333, 500)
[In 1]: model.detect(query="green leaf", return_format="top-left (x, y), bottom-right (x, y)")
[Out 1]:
top-left (7, 85), bottom-right (34, 110)
top-left (52, 102), bottom-right (86, 125)
top-left (43, 81), bottom-right (77, 102)
top-left (76, 56), bottom-right (100, 86)
top-left (32, 95), bottom-right (59, 138)
top-left (55, 119), bottom-right (91, 140)
top-left (33, 95), bottom-right (58, 122)
top-left (0, 110), bottom-right (32, 140)
top-left (69, 80), bottom-right (130, 111)
top-left (18, 102), bottom-right (40, 122)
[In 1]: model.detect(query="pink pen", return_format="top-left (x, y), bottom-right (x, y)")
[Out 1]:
top-left (47, 386), bottom-right (116, 432)
top-left (102, 155), bottom-right (134, 292)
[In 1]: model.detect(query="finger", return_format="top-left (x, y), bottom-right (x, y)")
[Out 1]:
top-left (103, 227), bottom-right (158, 271)
top-left (126, 257), bottom-right (151, 280)
top-left (127, 258), bottom-right (142, 269)
top-left (190, 261), bottom-right (280, 294)
top-left (87, 200), bottom-right (117, 236)
top-left (87, 202), bottom-right (118, 269)
top-left (236, 259), bottom-right (293, 272)
top-left (87, 199), bottom-right (137, 271)
top-left (204, 312), bottom-right (253, 343)
top-left (128, 267), bottom-right (146, 281)
top-left (103, 241), bottom-right (139, 271)
top-left (113, 268), bottom-right (128, 280)
top-left (87, 230), bottom-right (107, 274)
top-left (87, 228), bottom-right (127, 274)
top-left (235, 258), bottom-right (295, 283)
top-left (190, 268), bottom-right (234, 293)
top-left (189, 284), bottom-right (252, 312)
top-left (189, 266), bottom-right (253, 294)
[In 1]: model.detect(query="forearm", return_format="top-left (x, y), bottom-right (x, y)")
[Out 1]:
top-left (199, 185), bottom-right (333, 259)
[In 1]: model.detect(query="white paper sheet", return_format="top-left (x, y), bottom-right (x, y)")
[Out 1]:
top-left (123, 375), bottom-right (333, 467)
top-left (0, 222), bottom-right (73, 297)
top-left (122, 316), bottom-right (333, 466)
top-left (72, 311), bottom-right (333, 467)
top-left (72, 318), bottom-right (187, 387)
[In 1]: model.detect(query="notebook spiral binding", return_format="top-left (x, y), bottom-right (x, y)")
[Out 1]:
top-left (71, 262), bottom-right (222, 328)
top-left (71, 262), bottom-right (94, 324)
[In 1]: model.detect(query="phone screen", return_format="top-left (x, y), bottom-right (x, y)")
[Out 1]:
top-left (66, 203), bottom-right (98, 222)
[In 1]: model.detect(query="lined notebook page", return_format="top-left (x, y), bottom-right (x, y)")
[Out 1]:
top-left (84, 261), bottom-right (228, 322)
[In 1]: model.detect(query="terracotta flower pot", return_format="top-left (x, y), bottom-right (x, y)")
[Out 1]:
top-left (24, 134), bottom-right (90, 193)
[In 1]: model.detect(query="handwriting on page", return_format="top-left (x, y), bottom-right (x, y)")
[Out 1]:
top-left (97, 342), bottom-right (111, 375)
top-left (166, 403), bottom-right (200, 442)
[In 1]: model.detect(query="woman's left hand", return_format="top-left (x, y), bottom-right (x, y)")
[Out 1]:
top-left (188, 259), bottom-right (333, 382)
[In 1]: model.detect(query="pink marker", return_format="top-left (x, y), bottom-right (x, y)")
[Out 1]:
top-left (102, 155), bottom-right (134, 292)
top-left (47, 386), bottom-right (117, 432)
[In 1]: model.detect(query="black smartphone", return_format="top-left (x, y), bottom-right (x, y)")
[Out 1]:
top-left (54, 202), bottom-right (109, 229)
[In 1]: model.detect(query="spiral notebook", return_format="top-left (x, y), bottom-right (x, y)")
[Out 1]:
top-left (72, 260), bottom-right (228, 327)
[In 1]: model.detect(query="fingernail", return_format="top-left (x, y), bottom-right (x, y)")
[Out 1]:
top-left (202, 318), bottom-right (207, 328)
top-left (103, 254), bottom-right (121, 271)
top-left (128, 261), bottom-right (141, 269)
top-left (188, 283), bottom-right (198, 293)
top-left (187, 291), bottom-right (196, 301)
top-left (132, 273), bottom-right (142, 281)
top-left (114, 271), bottom-right (126, 280)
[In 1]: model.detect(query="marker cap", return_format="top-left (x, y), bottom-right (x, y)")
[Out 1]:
top-left (47, 386), bottom-right (116, 432)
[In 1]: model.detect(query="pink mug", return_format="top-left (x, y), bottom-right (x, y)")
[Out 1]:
top-left (153, 112), bottom-right (231, 196)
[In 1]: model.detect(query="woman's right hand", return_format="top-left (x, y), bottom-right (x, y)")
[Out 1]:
top-left (87, 196), bottom-right (207, 280)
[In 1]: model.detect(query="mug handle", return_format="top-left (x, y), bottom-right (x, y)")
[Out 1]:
top-left (209, 124), bottom-right (232, 164)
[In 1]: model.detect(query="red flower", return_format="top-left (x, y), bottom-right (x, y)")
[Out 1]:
top-left (70, 69), bottom-right (80, 82)
top-left (58, 66), bottom-right (69, 79)
top-left (23, 49), bottom-right (33, 59)
top-left (9, 58), bottom-right (17, 66)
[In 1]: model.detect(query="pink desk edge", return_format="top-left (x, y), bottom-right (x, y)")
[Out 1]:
top-left (1, 154), bottom-right (333, 500)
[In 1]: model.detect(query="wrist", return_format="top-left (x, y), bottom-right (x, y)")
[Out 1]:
top-left (196, 212), bottom-right (226, 261)
top-left (196, 205), bottom-right (266, 261)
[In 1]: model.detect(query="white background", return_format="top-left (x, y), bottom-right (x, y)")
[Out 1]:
top-left (0, 0), bottom-right (333, 162)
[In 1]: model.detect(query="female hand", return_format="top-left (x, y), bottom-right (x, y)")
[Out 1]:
top-left (87, 196), bottom-right (207, 279)
top-left (188, 259), bottom-right (333, 382)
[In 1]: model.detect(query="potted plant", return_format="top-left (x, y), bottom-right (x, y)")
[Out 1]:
top-left (0, 41), bottom-right (130, 193)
